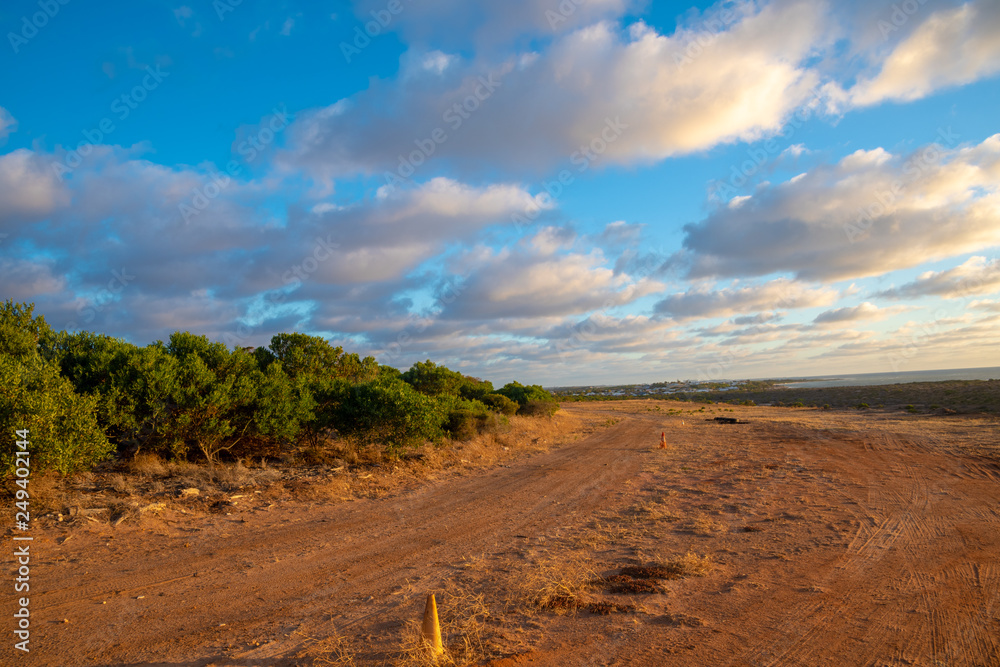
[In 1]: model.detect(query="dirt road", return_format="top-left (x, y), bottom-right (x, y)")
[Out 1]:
top-left (4, 402), bottom-right (999, 666)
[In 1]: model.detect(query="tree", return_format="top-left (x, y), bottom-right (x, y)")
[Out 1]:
top-left (0, 301), bottom-right (53, 358)
top-left (43, 330), bottom-right (146, 448)
top-left (264, 333), bottom-right (378, 384)
top-left (156, 332), bottom-right (312, 463)
top-left (402, 360), bottom-right (465, 396)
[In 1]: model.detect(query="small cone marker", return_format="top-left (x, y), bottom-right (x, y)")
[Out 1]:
top-left (422, 593), bottom-right (444, 657)
top-left (659, 431), bottom-right (667, 449)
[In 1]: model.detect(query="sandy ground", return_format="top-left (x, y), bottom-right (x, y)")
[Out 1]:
top-left (3, 401), bottom-right (999, 666)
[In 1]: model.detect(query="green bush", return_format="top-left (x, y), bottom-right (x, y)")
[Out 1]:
top-left (335, 375), bottom-right (445, 452)
top-left (519, 399), bottom-right (560, 417)
top-left (482, 393), bottom-right (519, 416)
top-left (0, 302), bottom-right (113, 475)
top-left (401, 360), bottom-right (466, 396)
top-left (497, 381), bottom-right (559, 416)
top-left (458, 376), bottom-right (494, 402)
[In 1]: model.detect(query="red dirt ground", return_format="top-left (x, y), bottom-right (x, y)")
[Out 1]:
top-left (3, 401), bottom-right (999, 666)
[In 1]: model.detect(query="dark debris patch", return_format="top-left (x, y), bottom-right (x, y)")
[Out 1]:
top-left (619, 564), bottom-right (686, 580)
top-left (587, 601), bottom-right (636, 615)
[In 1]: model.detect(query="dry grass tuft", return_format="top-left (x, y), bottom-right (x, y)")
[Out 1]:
top-left (516, 557), bottom-right (599, 615)
top-left (128, 452), bottom-right (168, 477)
top-left (295, 632), bottom-right (357, 666)
top-left (679, 513), bottom-right (725, 536)
top-left (106, 473), bottom-right (135, 495)
top-left (657, 552), bottom-right (713, 577)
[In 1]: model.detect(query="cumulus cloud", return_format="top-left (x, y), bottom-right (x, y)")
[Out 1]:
top-left (969, 299), bottom-right (1000, 312)
top-left (654, 278), bottom-right (838, 320)
top-left (439, 228), bottom-right (664, 320)
top-left (681, 134), bottom-right (1000, 282)
top-left (876, 256), bottom-right (1000, 299)
top-left (0, 257), bottom-right (66, 301)
top-left (282, 1), bottom-right (832, 181)
top-left (0, 149), bottom-right (71, 226)
top-left (850, 0), bottom-right (1000, 106)
top-left (2, 145), bottom-right (550, 341)
top-left (812, 301), bottom-right (885, 324)
top-left (283, 178), bottom-right (550, 285)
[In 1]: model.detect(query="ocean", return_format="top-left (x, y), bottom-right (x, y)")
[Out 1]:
top-left (772, 366), bottom-right (1000, 389)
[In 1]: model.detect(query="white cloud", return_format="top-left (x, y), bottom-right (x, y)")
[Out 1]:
top-left (655, 278), bottom-right (839, 320)
top-left (440, 229), bottom-right (664, 320)
top-left (812, 301), bottom-right (886, 325)
top-left (849, 1), bottom-right (1000, 106)
top-left (280, 17), bottom-right (295, 36)
top-left (0, 149), bottom-right (70, 225)
top-left (281, 1), bottom-right (833, 180)
top-left (876, 256), bottom-right (1000, 299)
top-left (0, 257), bottom-right (66, 301)
top-left (682, 134), bottom-right (1000, 282)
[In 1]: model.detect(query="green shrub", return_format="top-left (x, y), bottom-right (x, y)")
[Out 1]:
top-left (401, 359), bottom-right (465, 396)
top-left (335, 375), bottom-right (445, 452)
top-left (519, 399), bottom-right (560, 417)
top-left (497, 381), bottom-right (559, 416)
top-left (0, 302), bottom-right (113, 475)
top-left (482, 393), bottom-right (518, 416)
top-left (0, 354), bottom-right (113, 476)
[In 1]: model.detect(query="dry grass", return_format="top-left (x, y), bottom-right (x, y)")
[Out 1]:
top-left (654, 551), bottom-right (713, 578)
top-left (295, 632), bottom-right (357, 666)
top-left (624, 499), bottom-right (681, 524)
top-left (516, 556), bottom-right (600, 615)
top-left (679, 513), bottom-right (725, 536)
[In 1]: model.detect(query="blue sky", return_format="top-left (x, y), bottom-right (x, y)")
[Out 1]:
top-left (2, 0), bottom-right (999, 386)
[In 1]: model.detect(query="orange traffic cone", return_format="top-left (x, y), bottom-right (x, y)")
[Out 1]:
top-left (659, 431), bottom-right (667, 449)
top-left (421, 593), bottom-right (444, 657)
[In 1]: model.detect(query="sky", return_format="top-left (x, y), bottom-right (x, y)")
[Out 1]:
top-left (1, 0), bottom-right (999, 386)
